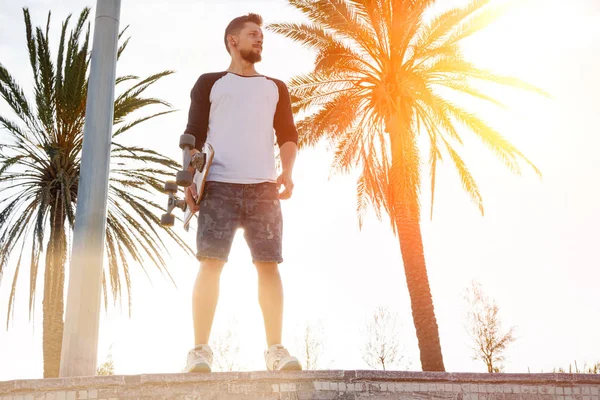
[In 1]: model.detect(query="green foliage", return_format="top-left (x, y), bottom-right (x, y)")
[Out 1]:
top-left (553, 361), bottom-right (600, 374)
top-left (96, 346), bottom-right (115, 376)
top-left (0, 7), bottom-right (191, 324)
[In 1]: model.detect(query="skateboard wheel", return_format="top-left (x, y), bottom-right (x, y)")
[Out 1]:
top-left (161, 213), bottom-right (175, 227)
top-left (176, 170), bottom-right (193, 187)
top-left (164, 181), bottom-right (178, 193)
top-left (179, 134), bottom-right (195, 150)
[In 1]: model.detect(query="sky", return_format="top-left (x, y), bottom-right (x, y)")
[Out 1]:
top-left (0, 0), bottom-right (599, 380)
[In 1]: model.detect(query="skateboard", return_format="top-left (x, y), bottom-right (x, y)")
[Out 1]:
top-left (160, 134), bottom-right (214, 232)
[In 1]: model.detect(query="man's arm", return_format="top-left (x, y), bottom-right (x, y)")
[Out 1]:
top-left (280, 142), bottom-right (297, 174)
top-left (183, 75), bottom-right (210, 210)
top-left (184, 75), bottom-right (210, 166)
top-left (277, 142), bottom-right (297, 199)
top-left (273, 80), bottom-right (299, 200)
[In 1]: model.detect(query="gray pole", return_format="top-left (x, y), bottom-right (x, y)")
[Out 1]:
top-left (60, 0), bottom-right (121, 377)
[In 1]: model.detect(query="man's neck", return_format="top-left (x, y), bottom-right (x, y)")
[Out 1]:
top-left (226, 59), bottom-right (259, 76)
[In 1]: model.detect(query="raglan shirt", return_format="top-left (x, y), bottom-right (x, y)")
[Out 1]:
top-left (183, 71), bottom-right (298, 184)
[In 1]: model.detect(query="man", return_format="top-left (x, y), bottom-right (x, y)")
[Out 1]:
top-left (182, 13), bottom-right (301, 373)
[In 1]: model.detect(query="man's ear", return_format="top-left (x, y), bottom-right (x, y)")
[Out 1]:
top-left (228, 34), bottom-right (237, 48)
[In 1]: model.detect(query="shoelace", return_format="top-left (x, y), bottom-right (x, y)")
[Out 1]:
top-left (191, 348), bottom-right (212, 363)
top-left (270, 347), bottom-right (290, 370)
top-left (272, 346), bottom-right (290, 360)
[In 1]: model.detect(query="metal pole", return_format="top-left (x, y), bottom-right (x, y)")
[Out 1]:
top-left (60, 0), bottom-right (121, 377)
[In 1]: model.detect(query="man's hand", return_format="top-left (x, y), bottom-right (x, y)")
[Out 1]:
top-left (187, 149), bottom-right (200, 173)
top-left (277, 171), bottom-right (294, 200)
top-left (185, 182), bottom-right (200, 213)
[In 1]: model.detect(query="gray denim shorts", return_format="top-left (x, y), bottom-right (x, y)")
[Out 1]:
top-left (196, 181), bottom-right (283, 263)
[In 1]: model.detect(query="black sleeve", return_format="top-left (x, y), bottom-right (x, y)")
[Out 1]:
top-left (183, 75), bottom-right (210, 150)
top-left (273, 80), bottom-right (299, 147)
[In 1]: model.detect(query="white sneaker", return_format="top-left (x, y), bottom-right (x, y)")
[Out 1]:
top-left (185, 344), bottom-right (213, 373)
top-left (264, 344), bottom-right (302, 371)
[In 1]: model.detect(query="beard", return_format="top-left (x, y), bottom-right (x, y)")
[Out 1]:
top-left (240, 48), bottom-right (262, 64)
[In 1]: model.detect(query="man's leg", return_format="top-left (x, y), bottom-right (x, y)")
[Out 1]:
top-left (187, 182), bottom-right (241, 372)
top-left (244, 183), bottom-right (301, 370)
top-left (254, 261), bottom-right (283, 346)
top-left (193, 258), bottom-right (226, 345)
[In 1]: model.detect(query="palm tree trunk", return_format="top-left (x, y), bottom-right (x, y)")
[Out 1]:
top-left (387, 111), bottom-right (445, 372)
top-left (394, 210), bottom-right (445, 371)
top-left (42, 200), bottom-right (66, 377)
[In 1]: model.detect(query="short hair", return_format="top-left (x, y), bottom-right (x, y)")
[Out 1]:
top-left (224, 13), bottom-right (263, 54)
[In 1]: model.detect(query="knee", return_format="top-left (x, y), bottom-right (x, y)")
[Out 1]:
top-left (255, 262), bottom-right (280, 278)
top-left (199, 258), bottom-right (225, 277)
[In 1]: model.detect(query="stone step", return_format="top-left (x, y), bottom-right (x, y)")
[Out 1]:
top-left (1, 370), bottom-right (599, 400)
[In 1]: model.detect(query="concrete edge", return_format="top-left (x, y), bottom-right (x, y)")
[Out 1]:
top-left (1, 371), bottom-right (600, 394)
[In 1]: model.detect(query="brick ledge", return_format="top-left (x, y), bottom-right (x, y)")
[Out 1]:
top-left (2, 371), bottom-right (600, 394)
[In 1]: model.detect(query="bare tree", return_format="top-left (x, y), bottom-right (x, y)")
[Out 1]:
top-left (464, 281), bottom-right (516, 373)
top-left (96, 345), bottom-right (115, 376)
top-left (362, 306), bottom-right (402, 371)
top-left (295, 320), bottom-right (325, 370)
top-left (210, 318), bottom-right (242, 372)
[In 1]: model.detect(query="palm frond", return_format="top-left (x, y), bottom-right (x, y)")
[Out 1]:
top-left (314, 41), bottom-right (380, 78)
top-left (444, 0), bottom-right (514, 46)
top-left (296, 91), bottom-right (361, 147)
top-left (287, 71), bottom-right (359, 105)
top-left (427, 57), bottom-right (549, 96)
top-left (289, 0), bottom-right (383, 65)
top-left (432, 79), bottom-right (508, 109)
top-left (329, 102), bottom-right (379, 175)
top-left (443, 99), bottom-right (541, 176)
top-left (414, 92), bottom-right (464, 145)
top-left (34, 21), bottom-right (57, 132)
top-left (266, 22), bottom-right (339, 50)
top-left (116, 239), bottom-right (133, 316)
top-left (55, 13), bottom-right (73, 127)
top-left (0, 64), bottom-right (35, 125)
top-left (356, 173), bottom-right (368, 230)
top-left (113, 110), bottom-right (176, 137)
top-left (359, 145), bottom-right (391, 231)
top-left (389, 0), bottom-right (433, 64)
top-left (28, 207), bottom-right (45, 319)
top-left (111, 145), bottom-right (180, 169)
top-left (105, 227), bottom-right (122, 304)
top-left (441, 136), bottom-right (484, 215)
top-left (115, 70), bottom-right (174, 105)
top-left (410, 0), bottom-right (489, 55)
top-left (7, 244), bottom-right (23, 328)
top-left (351, 0), bottom-right (390, 57)
top-left (23, 8), bottom-right (39, 82)
top-left (117, 37), bottom-right (130, 61)
top-left (116, 75), bottom-right (139, 85)
top-left (113, 97), bottom-right (171, 124)
top-left (330, 126), bottom-right (363, 175)
top-left (0, 198), bottom-right (38, 298)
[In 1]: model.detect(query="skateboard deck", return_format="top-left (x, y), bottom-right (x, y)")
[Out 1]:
top-left (183, 144), bottom-right (214, 232)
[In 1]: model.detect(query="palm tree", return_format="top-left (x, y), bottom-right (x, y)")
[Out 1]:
top-left (268, 0), bottom-right (544, 371)
top-left (0, 8), bottom-right (191, 377)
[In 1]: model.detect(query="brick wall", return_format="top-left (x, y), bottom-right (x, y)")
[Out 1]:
top-left (1, 371), bottom-right (599, 400)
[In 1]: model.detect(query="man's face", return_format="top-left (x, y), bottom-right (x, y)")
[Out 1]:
top-left (232, 22), bottom-right (263, 63)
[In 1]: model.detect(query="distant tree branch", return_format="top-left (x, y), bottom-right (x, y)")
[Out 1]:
top-left (464, 281), bottom-right (516, 373)
top-left (362, 306), bottom-right (403, 371)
